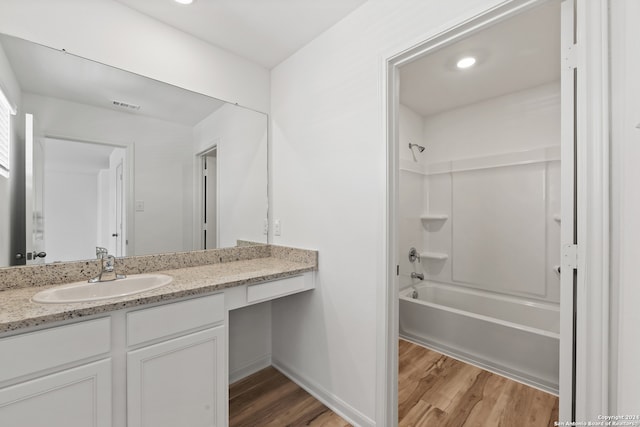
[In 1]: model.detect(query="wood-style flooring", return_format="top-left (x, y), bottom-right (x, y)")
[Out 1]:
top-left (398, 339), bottom-right (558, 426)
top-left (229, 366), bottom-right (350, 427)
top-left (229, 340), bottom-right (559, 427)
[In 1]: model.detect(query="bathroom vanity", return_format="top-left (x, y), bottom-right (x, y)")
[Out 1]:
top-left (0, 245), bottom-right (317, 427)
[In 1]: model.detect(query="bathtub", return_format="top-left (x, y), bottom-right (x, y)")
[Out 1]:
top-left (399, 281), bottom-right (559, 394)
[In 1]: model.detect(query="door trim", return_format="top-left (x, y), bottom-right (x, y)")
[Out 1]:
top-left (573, 0), bottom-right (610, 420)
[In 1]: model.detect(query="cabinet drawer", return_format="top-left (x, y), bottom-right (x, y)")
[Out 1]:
top-left (247, 275), bottom-right (306, 303)
top-left (0, 317), bottom-right (111, 383)
top-left (127, 293), bottom-right (224, 347)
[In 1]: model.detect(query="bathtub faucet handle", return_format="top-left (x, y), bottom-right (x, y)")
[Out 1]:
top-left (408, 247), bottom-right (421, 263)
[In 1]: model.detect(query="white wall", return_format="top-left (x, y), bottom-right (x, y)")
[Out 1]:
top-left (270, 0), bottom-right (510, 424)
top-left (398, 104), bottom-right (426, 287)
top-left (399, 104), bottom-right (428, 166)
top-left (0, 0), bottom-right (269, 113)
top-left (193, 104), bottom-right (268, 248)
top-left (610, 0), bottom-right (640, 414)
top-left (228, 303), bottom-right (272, 383)
top-left (423, 82), bottom-right (561, 163)
top-left (44, 170), bottom-right (100, 262)
top-left (22, 93), bottom-right (194, 256)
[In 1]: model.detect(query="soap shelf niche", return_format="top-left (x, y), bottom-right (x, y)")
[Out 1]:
top-left (421, 214), bottom-right (448, 221)
top-left (420, 252), bottom-right (448, 261)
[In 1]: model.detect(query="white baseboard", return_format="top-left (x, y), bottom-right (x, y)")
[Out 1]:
top-left (229, 354), bottom-right (272, 385)
top-left (271, 357), bottom-right (375, 427)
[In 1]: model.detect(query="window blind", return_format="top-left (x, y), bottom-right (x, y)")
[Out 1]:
top-left (0, 89), bottom-right (14, 178)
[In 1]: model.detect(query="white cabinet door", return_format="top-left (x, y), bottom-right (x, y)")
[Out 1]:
top-left (0, 359), bottom-right (111, 427)
top-left (127, 326), bottom-right (226, 427)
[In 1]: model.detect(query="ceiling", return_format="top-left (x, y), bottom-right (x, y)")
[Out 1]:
top-left (115, 0), bottom-right (368, 69)
top-left (400, 1), bottom-right (561, 117)
top-left (0, 34), bottom-right (225, 126)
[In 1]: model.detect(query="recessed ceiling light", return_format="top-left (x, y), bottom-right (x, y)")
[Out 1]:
top-left (174, 0), bottom-right (194, 5)
top-left (456, 56), bottom-right (477, 69)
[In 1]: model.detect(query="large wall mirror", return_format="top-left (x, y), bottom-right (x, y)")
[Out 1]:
top-left (0, 34), bottom-right (268, 267)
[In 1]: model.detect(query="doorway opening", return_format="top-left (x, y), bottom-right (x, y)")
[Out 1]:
top-left (37, 135), bottom-right (128, 262)
top-left (383, 0), bottom-right (585, 424)
top-left (198, 146), bottom-right (218, 250)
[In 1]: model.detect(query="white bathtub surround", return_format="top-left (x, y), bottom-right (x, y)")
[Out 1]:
top-left (418, 149), bottom-right (562, 303)
top-left (399, 282), bottom-right (559, 394)
top-left (398, 82), bottom-right (561, 304)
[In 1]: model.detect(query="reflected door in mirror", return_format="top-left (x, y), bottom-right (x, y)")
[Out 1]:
top-left (25, 114), bottom-right (45, 265)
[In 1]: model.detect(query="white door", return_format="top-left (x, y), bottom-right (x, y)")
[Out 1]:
top-left (0, 359), bottom-right (112, 427)
top-left (127, 327), bottom-right (226, 427)
top-left (24, 113), bottom-right (46, 265)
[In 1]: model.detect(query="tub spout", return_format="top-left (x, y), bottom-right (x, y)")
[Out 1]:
top-left (411, 272), bottom-right (424, 280)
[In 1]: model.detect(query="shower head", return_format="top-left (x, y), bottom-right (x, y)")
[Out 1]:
top-left (409, 143), bottom-right (426, 153)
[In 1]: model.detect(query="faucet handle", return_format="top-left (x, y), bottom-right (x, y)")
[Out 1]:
top-left (408, 247), bottom-right (421, 263)
top-left (103, 254), bottom-right (115, 272)
top-left (96, 247), bottom-right (109, 259)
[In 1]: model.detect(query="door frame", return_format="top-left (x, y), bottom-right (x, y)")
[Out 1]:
top-left (115, 160), bottom-right (125, 257)
top-left (379, 0), bottom-right (610, 424)
top-left (194, 140), bottom-right (221, 250)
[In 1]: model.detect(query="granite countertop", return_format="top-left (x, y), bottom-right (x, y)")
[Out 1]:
top-left (0, 245), bottom-right (317, 334)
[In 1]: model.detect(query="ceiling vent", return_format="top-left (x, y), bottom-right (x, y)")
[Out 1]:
top-left (112, 100), bottom-right (141, 111)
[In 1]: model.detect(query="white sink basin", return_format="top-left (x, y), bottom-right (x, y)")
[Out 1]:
top-left (32, 274), bottom-right (173, 304)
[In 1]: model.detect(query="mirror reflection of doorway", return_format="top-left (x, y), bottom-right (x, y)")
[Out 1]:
top-left (24, 114), bottom-right (45, 265)
top-left (200, 147), bottom-right (218, 250)
top-left (40, 137), bottom-right (127, 262)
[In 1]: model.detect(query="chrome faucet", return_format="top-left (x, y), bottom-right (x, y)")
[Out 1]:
top-left (411, 272), bottom-right (424, 281)
top-left (89, 247), bottom-right (126, 283)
